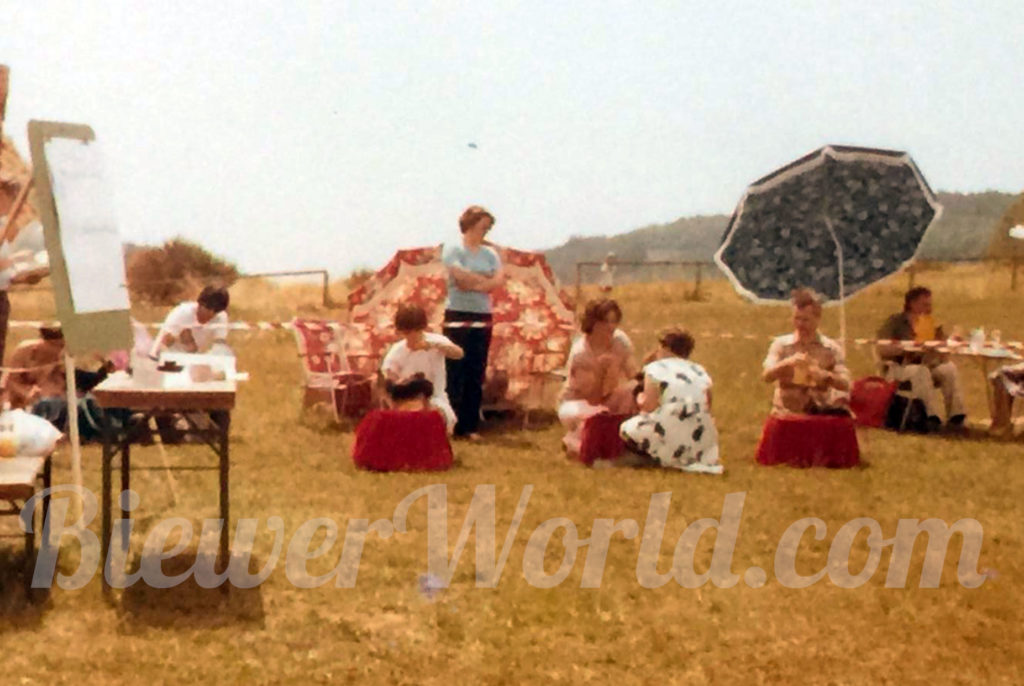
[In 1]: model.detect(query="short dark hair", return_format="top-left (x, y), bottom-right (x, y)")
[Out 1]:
top-left (904, 286), bottom-right (931, 311)
top-left (394, 304), bottom-right (428, 333)
top-left (458, 205), bottom-right (495, 234)
top-left (40, 325), bottom-right (64, 341)
top-left (580, 298), bottom-right (623, 335)
top-left (791, 287), bottom-right (823, 316)
top-left (197, 286), bottom-right (230, 313)
top-left (658, 327), bottom-right (695, 358)
top-left (386, 374), bottom-right (434, 402)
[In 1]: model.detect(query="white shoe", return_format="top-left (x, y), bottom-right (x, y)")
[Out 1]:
top-left (680, 462), bottom-right (724, 475)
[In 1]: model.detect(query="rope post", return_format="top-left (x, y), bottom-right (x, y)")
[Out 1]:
top-left (693, 262), bottom-right (703, 299)
top-left (322, 269), bottom-right (330, 307)
top-left (0, 64), bottom-right (8, 138)
top-left (574, 263), bottom-right (583, 317)
top-left (63, 351), bottom-right (85, 527)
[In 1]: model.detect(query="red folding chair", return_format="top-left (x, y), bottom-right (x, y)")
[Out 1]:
top-left (292, 318), bottom-right (376, 421)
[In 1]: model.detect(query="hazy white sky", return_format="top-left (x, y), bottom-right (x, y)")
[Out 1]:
top-left (3, 1), bottom-right (1023, 276)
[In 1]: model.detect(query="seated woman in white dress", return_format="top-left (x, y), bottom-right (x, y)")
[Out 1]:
top-left (381, 304), bottom-right (463, 433)
top-left (557, 298), bottom-right (639, 456)
top-left (620, 328), bottom-right (722, 474)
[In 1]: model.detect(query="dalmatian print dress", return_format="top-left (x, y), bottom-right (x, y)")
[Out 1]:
top-left (619, 357), bottom-right (722, 474)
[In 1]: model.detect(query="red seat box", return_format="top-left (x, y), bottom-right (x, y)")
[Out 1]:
top-left (352, 410), bottom-right (452, 472)
top-left (756, 414), bottom-right (860, 469)
top-left (578, 413), bottom-right (633, 466)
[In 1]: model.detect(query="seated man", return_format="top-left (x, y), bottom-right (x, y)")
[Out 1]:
top-left (2, 325), bottom-right (123, 440)
top-left (875, 286), bottom-right (965, 431)
top-left (762, 288), bottom-right (851, 415)
top-left (380, 304), bottom-right (463, 433)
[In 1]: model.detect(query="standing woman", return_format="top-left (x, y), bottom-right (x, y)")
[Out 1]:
top-left (442, 205), bottom-right (505, 439)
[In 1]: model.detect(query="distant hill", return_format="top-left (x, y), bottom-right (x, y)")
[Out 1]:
top-left (543, 191), bottom-right (1019, 285)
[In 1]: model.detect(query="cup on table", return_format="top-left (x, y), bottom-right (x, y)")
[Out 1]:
top-left (969, 328), bottom-right (985, 352)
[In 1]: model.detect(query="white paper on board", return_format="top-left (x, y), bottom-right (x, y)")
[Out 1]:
top-left (44, 138), bottom-right (130, 314)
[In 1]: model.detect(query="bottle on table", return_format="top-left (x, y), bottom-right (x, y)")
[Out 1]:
top-left (0, 402), bottom-right (18, 458)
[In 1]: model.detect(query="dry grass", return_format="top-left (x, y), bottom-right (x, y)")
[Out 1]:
top-left (1, 263), bottom-right (1023, 685)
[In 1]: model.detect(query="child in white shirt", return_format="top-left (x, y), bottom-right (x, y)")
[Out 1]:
top-left (150, 286), bottom-right (231, 358)
top-left (381, 305), bottom-right (463, 433)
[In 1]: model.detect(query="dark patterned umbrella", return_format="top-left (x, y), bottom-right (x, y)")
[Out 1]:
top-left (714, 145), bottom-right (942, 304)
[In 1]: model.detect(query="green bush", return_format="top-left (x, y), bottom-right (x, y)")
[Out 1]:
top-left (126, 237), bottom-right (239, 305)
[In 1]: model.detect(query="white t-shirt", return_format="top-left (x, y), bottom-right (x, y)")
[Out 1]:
top-left (156, 302), bottom-right (229, 353)
top-left (380, 332), bottom-right (453, 398)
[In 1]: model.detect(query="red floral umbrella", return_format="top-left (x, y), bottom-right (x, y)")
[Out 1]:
top-left (347, 244), bottom-right (575, 401)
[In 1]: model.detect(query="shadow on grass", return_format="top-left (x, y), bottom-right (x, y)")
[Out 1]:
top-left (875, 424), bottom-right (1022, 446)
top-left (0, 548), bottom-right (50, 631)
top-left (480, 410), bottom-right (559, 445)
top-left (119, 549), bottom-right (266, 630)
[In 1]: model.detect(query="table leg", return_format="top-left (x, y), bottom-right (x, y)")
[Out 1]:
top-left (120, 441), bottom-right (131, 555)
top-left (42, 456), bottom-right (51, 551)
top-left (218, 412), bottom-right (231, 585)
top-left (101, 414), bottom-right (113, 597)
top-left (24, 494), bottom-right (35, 597)
top-left (981, 359), bottom-right (996, 420)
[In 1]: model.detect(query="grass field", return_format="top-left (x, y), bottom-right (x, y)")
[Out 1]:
top-left (1, 263), bottom-right (1022, 685)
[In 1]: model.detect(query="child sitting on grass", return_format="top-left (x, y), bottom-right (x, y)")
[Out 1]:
top-left (385, 374), bottom-right (436, 412)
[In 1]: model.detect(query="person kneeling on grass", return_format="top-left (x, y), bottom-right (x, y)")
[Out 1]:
top-left (2, 325), bottom-right (129, 441)
top-left (620, 327), bottom-right (722, 474)
top-left (557, 298), bottom-right (639, 457)
top-left (381, 304), bottom-right (463, 433)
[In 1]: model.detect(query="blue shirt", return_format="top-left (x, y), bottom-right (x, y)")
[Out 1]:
top-left (442, 243), bottom-right (501, 313)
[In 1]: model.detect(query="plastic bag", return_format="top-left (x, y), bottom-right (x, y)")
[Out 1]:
top-left (7, 408), bottom-right (63, 456)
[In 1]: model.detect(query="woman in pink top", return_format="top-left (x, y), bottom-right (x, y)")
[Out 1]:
top-left (557, 298), bottom-right (639, 456)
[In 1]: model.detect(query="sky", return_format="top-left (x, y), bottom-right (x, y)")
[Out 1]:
top-left (3, 1), bottom-right (1023, 278)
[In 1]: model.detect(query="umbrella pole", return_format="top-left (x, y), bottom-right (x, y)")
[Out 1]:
top-left (824, 217), bottom-right (847, 355)
top-left (64, 351), bottom-right (85, 529)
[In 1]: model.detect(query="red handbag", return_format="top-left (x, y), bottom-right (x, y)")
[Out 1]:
top-left (333, 373), bottom-right (374, 418)
top-left (849, 376), bottom-right (897, 428)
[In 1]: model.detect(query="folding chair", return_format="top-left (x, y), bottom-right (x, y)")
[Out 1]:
top-left (872, 346), bottom-right (931, 431)
top-left (292, 318), bottom-right (376, 421)
top-left (521, 346), bottom-right (570, 429)
top-left (0, 454), bottom-right (52, 597)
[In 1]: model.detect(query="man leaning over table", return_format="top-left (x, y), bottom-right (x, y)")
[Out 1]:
top-left (149, 286), bottom-right (231, 358)
top-left (148, 286), bottom-right (232, 444)
top-left (876, 286), bottom-right (965, 432)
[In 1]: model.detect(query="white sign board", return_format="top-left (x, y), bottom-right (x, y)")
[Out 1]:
top-left (44, 138), bottom-right (130, 313)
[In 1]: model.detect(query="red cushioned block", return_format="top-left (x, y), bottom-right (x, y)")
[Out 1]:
top-left (352, 410), bottom-right (453, 472)
top-left (849, 376), bottom-right (897, 428)
top-left (578, 413), bottom-right (633, 466)
top-left (756, 415), bottom-right (860, 469)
